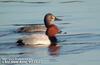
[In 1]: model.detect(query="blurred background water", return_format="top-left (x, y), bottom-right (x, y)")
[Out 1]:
top-left (0, 0), bottom-right (100, 65)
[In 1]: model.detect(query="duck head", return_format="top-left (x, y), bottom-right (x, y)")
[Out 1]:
top-left (44, 13), bottom-right (62, 28)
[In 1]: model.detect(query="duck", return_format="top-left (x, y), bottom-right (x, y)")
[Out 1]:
top-left (16, 13), bottom-right (61, 47)
top-left (17, 13), bottom-right (62, 33)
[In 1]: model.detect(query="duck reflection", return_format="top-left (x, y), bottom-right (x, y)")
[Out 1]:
top-left (48, 44), bottom-right (61, 56)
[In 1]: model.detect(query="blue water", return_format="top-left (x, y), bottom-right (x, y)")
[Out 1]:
top-left (0, 0), bottom-right (100, 65)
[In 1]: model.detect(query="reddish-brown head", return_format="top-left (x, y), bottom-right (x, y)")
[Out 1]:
top-left (44, 13), bottom-right (55, 28)
top-left (44, 13), bottom-right (62, 28)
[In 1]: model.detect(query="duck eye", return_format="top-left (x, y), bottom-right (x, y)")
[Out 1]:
top-left (51, 16), bottom-right (55, 19)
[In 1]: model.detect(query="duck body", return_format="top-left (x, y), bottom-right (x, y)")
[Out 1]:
top-left (17, 24), bottom-right (59, 47)
top-left (17, 34), bottom-right (51, 47)
top-left (17, 13), bottom-right (61, 47)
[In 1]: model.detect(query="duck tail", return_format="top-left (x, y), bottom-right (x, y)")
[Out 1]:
top-left (16, 39), bottom-right (25, 46)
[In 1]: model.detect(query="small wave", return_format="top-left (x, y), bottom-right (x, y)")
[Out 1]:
top-left (60, 42), bottom-right (100, 55)
top-left (57, 33), bottom-right (100, 43)
top-left (0, 1), bottom-right (49, 4)
top-left (60, 1), bottom-right (84, 4)
top-left (67, 33), bottom-right (100, 39)
top-left (0, 52), bottom-right (24, 55)
top-left (58, 23), bottom-right (70, 25)
top-left (0, 32), bottom-right (13, 37)
top-left (0, 0), bottom-right (83, 4)
top-left (58, 33), bottom-right (100, 38)
top-left (60, 41), bottom-right (100, 45)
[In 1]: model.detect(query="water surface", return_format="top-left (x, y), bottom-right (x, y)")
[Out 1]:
top-left (0, 0), bottom-right (100, 65)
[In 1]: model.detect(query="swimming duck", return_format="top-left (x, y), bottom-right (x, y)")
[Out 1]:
top-left (16, 13), bottom-right (61, 47)
top-left (17, 13), bottom-right (62, 33)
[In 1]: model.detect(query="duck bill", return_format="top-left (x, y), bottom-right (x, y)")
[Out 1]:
top-left (55, 17), bottom-right (62, 21)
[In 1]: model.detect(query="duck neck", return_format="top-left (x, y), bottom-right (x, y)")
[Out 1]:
top-left (45, 24), bottom-right (58, 45)
top-left (44, 20), bottom-right (51, 28)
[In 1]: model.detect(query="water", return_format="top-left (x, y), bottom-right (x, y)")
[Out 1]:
top-left (0, 0), bottom-right (100, 65)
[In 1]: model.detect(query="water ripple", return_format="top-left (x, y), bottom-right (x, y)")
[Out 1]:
top-left (0, 1), bottom-right (49, 4)
top-left (61, 42), bottom-right (100, 55)
top-left (0, 0), bottom-right (84, 4)
top-left (60, 1), bottom-right (84, 4)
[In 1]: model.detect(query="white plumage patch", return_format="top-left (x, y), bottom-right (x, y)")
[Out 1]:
top-left (21, 34), bottom-right (51, 47)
